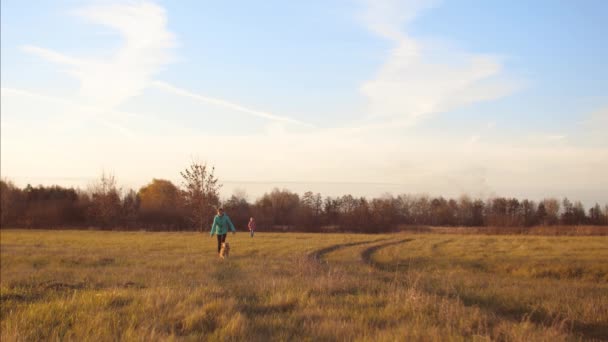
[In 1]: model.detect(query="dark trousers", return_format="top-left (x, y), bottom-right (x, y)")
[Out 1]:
top-left (217, 234), bottom-right (227, 253)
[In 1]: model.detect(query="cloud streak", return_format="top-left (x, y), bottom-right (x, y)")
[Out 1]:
top-left (151, 81), bottom-right (312, 126)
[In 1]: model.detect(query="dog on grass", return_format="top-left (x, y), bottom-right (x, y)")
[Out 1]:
top-left (219, 242), bottom-right (230, 259)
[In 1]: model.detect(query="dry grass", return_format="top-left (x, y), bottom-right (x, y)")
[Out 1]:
top-left (1, 230), bottom-right (607, 341)
top-left (411, 225), bottom-right (608, 236)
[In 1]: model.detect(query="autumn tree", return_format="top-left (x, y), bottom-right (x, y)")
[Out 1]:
top-left (370, 196), bottom-right (400, 231)
top-left (180, 161), bottom-right (221, 231)
top-left (353, 197), bottom-right (373, 232)
top-left (542, 198), bottom-right (560, 225)
top-left (138, 179), bottom-right (184, 230)
top-left (429, 197), bottom-right (456, 226)
top-left (457, 195), bottom-right (473, 226)
top-left (471, 199), bottom-right (485, 226)
top-left (521, 199), bottom-right (537, 227)
top-left (337, 194), bottom-right (358, 229)
top-left (20, 184), bottom-right (81, 228)
top-left (0, 180), bottom-right (25, 228)
top-left (536, 202), bottom-right (547, 225)
top-left (323, 197), bottom-right (339, 226)
top-left (396, 194), bottom-right (413, 224)
top-left (298, 191), bottom-right (323, 231)
top-left (411, 195), bottom-right (431, 224)
top-left (121, 189), bottom-right (140, 229)
top-left (253, 189), bottom-right (300, 230)
top-left (558, 199), bottom-right (586, 225)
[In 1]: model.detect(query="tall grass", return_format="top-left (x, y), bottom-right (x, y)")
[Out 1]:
top-left (1, 230), bottom-right (606, 341)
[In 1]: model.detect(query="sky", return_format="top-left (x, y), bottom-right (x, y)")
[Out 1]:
top-left (1, 0), bottom-right (607, 206)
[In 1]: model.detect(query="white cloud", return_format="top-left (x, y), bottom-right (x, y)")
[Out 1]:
top-left (22, 1), bottom-right (174, 109)
top-left (359, 0), bottom-right (437, 41)
top-left (359, 0), bottom-right (519, 126)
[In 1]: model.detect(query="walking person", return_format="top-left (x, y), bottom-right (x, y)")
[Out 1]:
top-left (210, 208), bottom-right (236, 257)
top-left (248, 217), bottom-right (256, 238)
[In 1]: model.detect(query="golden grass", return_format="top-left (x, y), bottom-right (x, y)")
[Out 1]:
top-left (1, 230), bottom-right (607, 341)
top-left (419, 225), bottom-right (608, 236)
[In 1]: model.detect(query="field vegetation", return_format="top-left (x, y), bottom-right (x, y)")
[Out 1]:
top-left (1, 230), bottom-right (607, 341)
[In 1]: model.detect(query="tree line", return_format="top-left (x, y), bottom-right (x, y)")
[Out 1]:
top-left (1, 163), bottom-right (607, 232)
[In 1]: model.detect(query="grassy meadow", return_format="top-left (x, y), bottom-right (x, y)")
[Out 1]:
top-left (1, 229), bottom-right (607, 341)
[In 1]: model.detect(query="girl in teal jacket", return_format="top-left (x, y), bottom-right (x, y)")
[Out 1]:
top-left (210, 208), bottom-right (236, 256)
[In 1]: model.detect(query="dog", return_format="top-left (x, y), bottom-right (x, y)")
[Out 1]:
top-left (219, 242), bottom-right (230, 259)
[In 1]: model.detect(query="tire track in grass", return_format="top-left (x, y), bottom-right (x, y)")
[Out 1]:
top-left (430, 238), bottom-right (455, 251)
top-left (361, 239), bottom-right (607, 341)
top-left (360, 239), bottom-right (414, 271)
top-left (307, 238), bottom-right (389, 264)
top-left (226, 238), bottom-right (389, 338)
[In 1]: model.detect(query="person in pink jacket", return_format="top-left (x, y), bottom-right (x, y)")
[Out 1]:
top-left (248, 217), bottom-right (256, 238)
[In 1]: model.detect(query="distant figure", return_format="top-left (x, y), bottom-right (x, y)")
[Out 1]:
top-left (248, 217), bottom-right (256, 238)
top-left (210, 208), bottom-right (236, 257)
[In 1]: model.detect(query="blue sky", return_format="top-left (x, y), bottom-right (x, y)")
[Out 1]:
top-left (1, 0), bottom-right (607, 206)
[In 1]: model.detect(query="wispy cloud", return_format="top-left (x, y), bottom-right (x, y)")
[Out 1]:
top-left (22, 1), bottom-right (174, 109)
top-left (21, 45), bottom-right (83, 66)
top-left (359, 0), bottom-right (519, 126)
top-left (151, 81), bottom-right (312, 127)
top-left (21, 1), bottom-right (309, 128)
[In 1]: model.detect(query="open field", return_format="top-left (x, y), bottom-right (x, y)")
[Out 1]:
top-left (405, 226), bottom-right (608, 236)
top-left (1, 230), bottom-right (607, 341)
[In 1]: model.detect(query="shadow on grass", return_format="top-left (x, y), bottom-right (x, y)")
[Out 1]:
top-left (59, 257), bottom-right (116, 267)
top-left (210, 258), bottom-right (243, 283)
top-left (451, 290), bottom-right (608, 341)
top-left (244, 301), bottom-right (297, 316)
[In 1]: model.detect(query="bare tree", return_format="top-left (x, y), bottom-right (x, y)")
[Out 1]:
top-left (87, 171), bottom-right (122, 228)
top-left (180, 161), bottom-right (221, 231)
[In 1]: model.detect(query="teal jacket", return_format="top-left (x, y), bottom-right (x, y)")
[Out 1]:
top-left (210, 214), bottom-right (236, 236)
